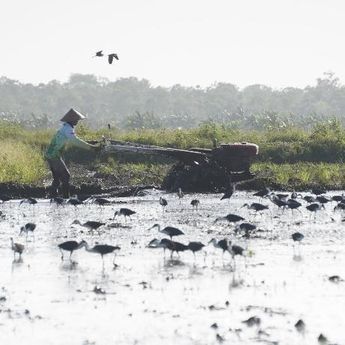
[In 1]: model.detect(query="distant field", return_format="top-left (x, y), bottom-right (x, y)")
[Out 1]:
top-left (1, 120), bottom-right (345, 189)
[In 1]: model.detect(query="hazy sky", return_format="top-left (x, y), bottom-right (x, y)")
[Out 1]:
top-left (1, 0), bottom-right (344, 88)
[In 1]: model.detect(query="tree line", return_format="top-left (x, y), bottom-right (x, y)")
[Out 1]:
top-left (0, 72), bottom-right (344, 130)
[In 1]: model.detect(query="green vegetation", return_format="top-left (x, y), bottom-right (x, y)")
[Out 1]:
top-left (1, 119), bottom-right (345, 189)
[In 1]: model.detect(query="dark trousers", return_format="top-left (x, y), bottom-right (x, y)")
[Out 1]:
top-left (47, 158), bottom-right (71, 198)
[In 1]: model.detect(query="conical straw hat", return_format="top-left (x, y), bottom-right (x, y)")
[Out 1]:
top-left (60, 108), bottom-right (86, 122)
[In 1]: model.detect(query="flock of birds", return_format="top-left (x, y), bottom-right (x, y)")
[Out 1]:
top-left (4, 186), bottom-right (344, 344)
top-left (7, 185), bottom-right (344, 270)
top-left (93, 50), bottom-right (119, 64)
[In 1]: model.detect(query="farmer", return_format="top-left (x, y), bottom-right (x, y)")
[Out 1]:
top-left (45, 108), bottom-right (100, 198)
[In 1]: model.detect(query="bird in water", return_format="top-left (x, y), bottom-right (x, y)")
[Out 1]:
top-left (306, 203), bottom-right (324, 217)
top-left (19, 222), bottom-right (36, 239)
top-left (72, 220), bottom-right (106, 233)
top-left (108, 53), bottom-right (119, 64)
top-left (241, 202), bottom-right (269, 213)
top-left (191, 199), bottom-right (200, 210)
top-left (20, 197), bottom-right (37, 205)
top-left (10, 237), bottom-right (24, 259)
top-left (85, 242), bottom-right (121, 266)
top-left (58, 240), bottom-right (87, 261)
top-left (303, 195), bottom-right (316, 203)
top-left (235, 222), bottom-right (257, 238)
top-left (50, 197), bottom-right (65, 205)
top-left (177, 188), bottom-right (184, 199)
top-left (159, 197), bottom-right (168, 211)
top-left (208, 238), bottom-right (229, 255)
top-left (93, 197), bottom-right (111, 206)
top-left (253, 187), bottom-right (270, 198)
top-left (286, 199), bottom-right (302, 212)
top-left (221, 183), bottom-right (236, 200)
top-left (149, 238), bottom-right (188, 258)
top-left (214, 213), bottom-right (244, 224)
top-left (149, 223), bottom-right (184, 239)
top-left (67, 197), bottom-right (83, 206)
top-left (113, 208), bottom-right (136, 220)
top-left (292, 232), bottom-right (304, 242)
top-left (188, 242), bottom-right (205, 257)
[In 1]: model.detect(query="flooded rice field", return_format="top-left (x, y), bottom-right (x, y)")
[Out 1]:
top-left (1, 190), bottom-right (345, 345)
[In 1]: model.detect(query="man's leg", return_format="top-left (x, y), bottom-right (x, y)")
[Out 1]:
top-left (58, 159), bottom-right (71, 199)
top-left (47, 159), bottom-right (61, 198)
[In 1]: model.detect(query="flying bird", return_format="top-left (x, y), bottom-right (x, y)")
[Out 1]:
top-left (108, 53), bottom-right (119, 64)
top-left (94, 50), bottom-right (104, 57)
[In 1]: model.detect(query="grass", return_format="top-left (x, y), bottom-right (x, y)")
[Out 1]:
top-left (1, 120), bottom-right (345, 189)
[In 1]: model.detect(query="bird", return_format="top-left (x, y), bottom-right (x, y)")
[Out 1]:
top-left (235, 222), bottom-right (257, 238)
top-left (108, 53), bottom-right (119, 64)
top-left (159, 197), bottom-right (168, 211)
top-left (208, 238), bottom-right (229, 254)
top-left (85, 242), bottom-right (121, 265)
top-left (214, 213), bottom-right (244, 224)
top-left (72, 220), bottom-right (106, 233)
top-left (306, 203), bottom-right (324, 216)
top-left (191, 199), bottom-right (200, 210)
top-left (242, 202), bottom-right (269, 213)
top-left (93, 197), bottom-right (111, 206)
top-left (294, 319), bottom-right (305, 333)
top-left (177, 188), bottom-right (184, 199)
top-left (67, 198), bottom-right (83, 206)
top-left (19, 222), bottom-right (36, 238)
top-left (334, 202), bottom-right (345, 211)
top-left (311, 188), bottom-right (326, 195)
top-left (147, 238), bottom-right (171, 255)
top-left (50, 197), bottom-right (65, 205)
top-left (188, 242), bottom-right (205, 257)
top-left (58, 240), bottom-right (87, 261)
top-left (149, 223), bottom-right (184, 239)
top-left (113, 208), bottom-right (136, 219)
top-left (269, 195), bottom-right (288, 209)
top-left (10, 237), bottom-right (24, 258)
top-left (292, 232), bottom-right (304, 242)
top-left (229, 242), bottom-right (245, 258)
top-left (221, 183), bottom-right (235, 200)
top-left (253, 187), bottom-right (270, 198)
top-left (162, 239), bottom-right (189, 258)
top-left (303, 195), bottom-right (316, 203)
top-left (94, 50), bottom-right (104, 57)
top-left (332, 194), bottom-right (344, 203)
top-left (20, 197), bottom-right (37, 205)
top-left (316, 195), bottom-right (330, 204)
top-left (286, 199), bottom-right (302, 212)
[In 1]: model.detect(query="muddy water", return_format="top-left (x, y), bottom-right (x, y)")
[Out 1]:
top-left (0, 191), bottom-right (345, 345)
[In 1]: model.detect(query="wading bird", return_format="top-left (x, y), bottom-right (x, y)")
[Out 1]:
top-left (72, 220), bottom-right (106, 233)
top-left (188, 241), bottom-right (205, 257)
top-left (214, 213), bottom-right (244, 224)
top-left (242, 202), bottom-right (269, 213)
top-left (113, 208), bottom-right (136, 220)
top-left (292, 232), bottom-right (304, 242)
top-left (58, 240), bottom-right (87, 261)
top-left (306, 203), bottom-right (324, 217)
top-left (253, 187), bottom-right (270, 198)
top-left (191, 199), bottom-right (200, 210)
top-left (10, 237), bottom-right (24, 259)
top-left (221, 183), bottom-right (236, 200)
top-left (20, 197), bottom-right (37, 205)
top-left (208, 238), bottom-right (229, 255)
top-left (235, 222), bottom-right (257, 238)
top-left (85, 242), bottom-right (121, 265)
top-left (50, 197), bottom-right (65, 205)
top-left (93, 197), bottom-right (112, 206)
top-left (177, 188), bottom-right (184, 199)
top-left (19, 222), bottom-right (36, 239)
top-left (67, 198), bottom-right (84, 206)
top-left (149, 223), bottom-right (184, 239)
top-left (159, 197), bottom-right (168, 211)
top-left (151, 238), bottom-right (188, 258)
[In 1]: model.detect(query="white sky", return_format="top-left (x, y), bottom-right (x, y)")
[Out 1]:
top-left (1, 0), bottom-right (344, 89)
